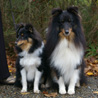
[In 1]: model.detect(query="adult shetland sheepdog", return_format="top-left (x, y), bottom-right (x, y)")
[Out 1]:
top-left (43, 7), bottom-right (86, 95)
top-left (15, 23), bottom-right (44, 93)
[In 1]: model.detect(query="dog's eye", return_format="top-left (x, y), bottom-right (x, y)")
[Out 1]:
top-left (21, 33), bottom-right (24, 36)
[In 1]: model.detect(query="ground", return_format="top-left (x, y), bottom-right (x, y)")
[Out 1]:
top-left (0, 76), bottom-right (98, 98)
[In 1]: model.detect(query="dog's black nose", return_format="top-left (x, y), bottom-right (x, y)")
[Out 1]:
top-left (65, 30), bottom-right (69, 35)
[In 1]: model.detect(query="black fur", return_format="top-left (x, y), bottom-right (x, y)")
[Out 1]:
top-left (15, 23), bottom-right (44, 88)
top-left (15, 23), bottom-right (42, 54)
top-left (15, 56), bottom-right (23, 87)
top-left (43, 6), bottom-right (87, 87)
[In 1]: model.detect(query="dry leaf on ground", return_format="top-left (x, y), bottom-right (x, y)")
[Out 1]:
top-left (21, 92), bottom-right (30, 95)
top-left (93, 91), bottom-right (98, 94)
top-left (42, 91), bottom-right (48, 94)
top-left (44, 92), bottom-right (57, 97)
top-left (85, 56), bottom-right (98, 76)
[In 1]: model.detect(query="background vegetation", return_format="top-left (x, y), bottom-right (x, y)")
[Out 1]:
top-left (0, 0), bottom-right (98, 57)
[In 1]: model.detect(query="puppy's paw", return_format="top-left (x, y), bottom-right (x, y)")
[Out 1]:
top-left (34, 89), bottom-right (40, 93)
top-left (59, 89), bottom-right (66, 94)
top-left (21, 89), bottom-right (27, 93)
top-left (68, 89), bottom-right (75, 95)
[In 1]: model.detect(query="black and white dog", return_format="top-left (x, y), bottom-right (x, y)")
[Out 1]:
top-left (15, 24), bottom-right (44, 93)
top-left (43, 7), bottom-right (87, 95)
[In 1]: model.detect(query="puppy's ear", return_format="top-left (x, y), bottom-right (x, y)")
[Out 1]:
top-left (67, 6), bottom-right (78, 14)
top-left (25, 24), bottom-right (34, 33)
top-left (16, 23), bottom-right (24, 38)
top-left (52, 8), bottom-right (62, 17)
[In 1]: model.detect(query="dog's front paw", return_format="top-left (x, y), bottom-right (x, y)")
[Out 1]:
top-left (34, 89), bottom-right (40, 93)
top-left (68, 89), bottom-right (75, 95)
top-left (21, 89), bottom-right (27, 93)
top-left (59, 89), bottom-right (66, 94)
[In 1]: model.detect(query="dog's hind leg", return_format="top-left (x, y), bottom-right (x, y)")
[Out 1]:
top-left (34, 69), bottom-right (42, 93)
top-left (20, 68), bottom-right (27, 92)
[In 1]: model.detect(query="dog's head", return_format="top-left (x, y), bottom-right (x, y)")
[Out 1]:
top-left (45, 7), bottom-right (86, 58)
top-left (15, 23), bottom-right (36, 51)
top-left (51, 6), bottom-right (81, 41)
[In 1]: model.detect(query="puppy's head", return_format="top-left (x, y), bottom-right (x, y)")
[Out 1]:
top-left (15, 24), bottom-right (34, 51)
top-left (52, 7), bottom-right (80, 41)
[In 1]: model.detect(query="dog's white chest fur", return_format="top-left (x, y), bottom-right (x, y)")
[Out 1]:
top-left (19, 42), bottom-right (44, 81)
top-left (51, 39), bottom-right (84, 83)
top-left (20, 55), bottom-right (41, 81)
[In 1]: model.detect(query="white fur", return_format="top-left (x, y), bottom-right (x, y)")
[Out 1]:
top-left (19, 42), bottom-right (44, 93)
top-left (21, 68), bottom-right (27, 92)
top-left (34, 69), bottom-right (42, 93)
top-left (51, 39), bottom-right (84, 94)
top-left (58, 77), bottom-right (66, 94)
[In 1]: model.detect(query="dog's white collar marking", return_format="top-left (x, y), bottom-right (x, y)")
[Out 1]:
top-left (19, 42), bottom-right (44, 67)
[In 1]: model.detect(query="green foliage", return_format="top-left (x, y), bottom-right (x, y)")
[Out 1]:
top-left (86, 43), bottom-right (98, 58)
top-left (0, 0), bottom-right (98, 57)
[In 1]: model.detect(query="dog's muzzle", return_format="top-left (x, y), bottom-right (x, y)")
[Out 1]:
top-left (65, 30), bottom-right (69, 36)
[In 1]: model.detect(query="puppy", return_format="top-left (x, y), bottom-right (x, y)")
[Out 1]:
top-left (43, 7), bottom-right (87, 95)
top-left (15, 23), bottom-right (44, 93)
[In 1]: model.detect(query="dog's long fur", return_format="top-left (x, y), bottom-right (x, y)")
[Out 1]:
top-left (15, 23), bottom-right (44, 93)
top-left (43, 7), bottom-right (87, 95)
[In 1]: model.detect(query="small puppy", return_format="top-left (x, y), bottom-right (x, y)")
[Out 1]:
top-left (43, 7), bottom-right (87, 95)
top-left (15, 23), bottom-right (44, 93)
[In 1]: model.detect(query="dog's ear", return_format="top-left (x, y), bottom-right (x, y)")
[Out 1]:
top-left (67, 6), bottom-right (78, 14)
top-left (25, 24), bottom-right (34, 33)
top-left (16, 23), bottom-right (24, 38)
top-left (52, 8), bottom-right (62, 17)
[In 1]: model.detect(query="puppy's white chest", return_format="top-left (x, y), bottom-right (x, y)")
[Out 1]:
top-left (51, 39), bottom-right (84, 74)
top-left (20, 56), bottom-right (41, 67)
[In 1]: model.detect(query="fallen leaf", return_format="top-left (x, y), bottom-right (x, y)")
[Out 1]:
top-left (44, 92), bottom-right (57, 97)
top-left (84, 66), bottom-right (91, 73)
top-left (93, 67), bottom-right (98, 72)
top-left (21, 92), bottom-right (30, 95)
top-left (42, 91), bottom-right (48, 94)
top-left (94, 60), bottom-right (98, 64)
top-left (86, 71), bottom-right (94, 76)
top-left (89, 56), bottom-right (96, 63)
top-left (93, 91), bottom-right (98, 94)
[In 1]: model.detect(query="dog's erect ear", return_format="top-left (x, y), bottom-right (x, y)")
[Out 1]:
top-left (16, 23), bottom-right (24, 38)
top-left (25, 24), bottom-right (34, 33)
top-left (67, 6), bottom-right (78, 14)
top-left (52, 8), bottom-right (62, 16)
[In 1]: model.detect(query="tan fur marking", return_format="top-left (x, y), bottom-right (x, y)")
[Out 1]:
top-left (59, 28), bottom-right (75, 41)
top-left (59, 32), bottom-right (65, 39)
top-left (59, 29), bottom-right (65, 39)
top-left (68, 28), bottom-right (75, 41)
top-left (17, 38), bottom-right (33, 51)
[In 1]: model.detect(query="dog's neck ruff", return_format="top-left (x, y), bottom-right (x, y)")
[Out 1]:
top-left (50, 38), bottom-right (84, 75)
top-left (18, 42), bottom-right (44, 57)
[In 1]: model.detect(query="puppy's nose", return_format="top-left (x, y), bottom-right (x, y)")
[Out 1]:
top-left (65, 30), bottom-right (69, 35)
